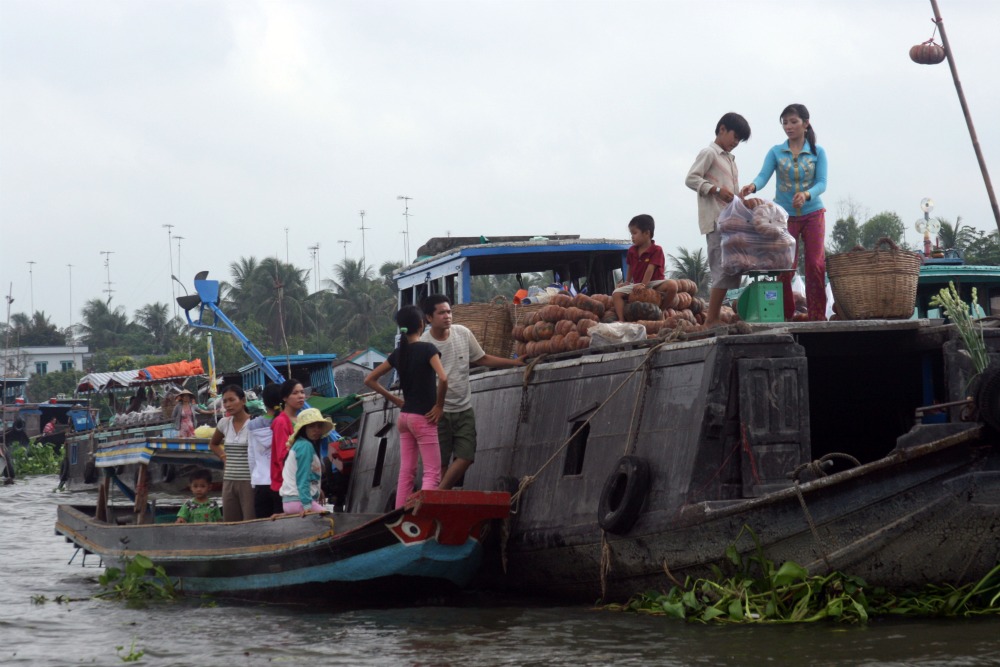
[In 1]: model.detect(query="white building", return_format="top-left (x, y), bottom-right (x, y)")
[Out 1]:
top-left (1, 345), bottom-right (90, 378)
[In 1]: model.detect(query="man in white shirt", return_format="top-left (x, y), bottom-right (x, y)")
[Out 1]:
top-left (420, 294), bottom-right (525, 489)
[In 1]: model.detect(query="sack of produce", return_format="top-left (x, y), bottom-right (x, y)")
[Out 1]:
top-left (719, 199), bottom-right (795, 276)
top-left (588, 322), bottom-right (647, 348)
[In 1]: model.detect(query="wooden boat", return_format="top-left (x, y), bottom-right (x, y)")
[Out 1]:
top-left (322, 238), bottom-right (1000, 601)
top-left (344, 320), bottom-right (1000, 601)
top-left (55, 437), bottom-right (510, 599)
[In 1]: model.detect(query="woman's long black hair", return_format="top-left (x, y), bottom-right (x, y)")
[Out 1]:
top-left (395, 305), bottom-right (425, 369)
top-left (781, 103), bottom-right (817, 152)
top-left (279, 378), bottom-right (302, 410)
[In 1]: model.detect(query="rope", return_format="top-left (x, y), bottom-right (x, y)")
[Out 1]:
top-left (600, 531), bottom-right (612, 600)
top-left (509, 341), bottom-right (669, 506)
top-left (786, 453), bottom-right (862, 571)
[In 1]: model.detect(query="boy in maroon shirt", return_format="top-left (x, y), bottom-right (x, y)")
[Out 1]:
top-left (612, 214), bottom-right (667, 322)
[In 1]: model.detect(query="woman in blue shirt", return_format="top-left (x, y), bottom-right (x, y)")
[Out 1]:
top-left (741, 103), bottom-right (828, 321)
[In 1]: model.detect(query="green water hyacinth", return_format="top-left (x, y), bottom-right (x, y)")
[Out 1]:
top-left (603, 528), bottom-right (1000, 623)
top-left (929, 281), bottom-right (989, 375)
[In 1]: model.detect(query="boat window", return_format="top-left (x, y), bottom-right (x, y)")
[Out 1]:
top-left (372, 437), bottom-right (388, 488)
top-left (563, 421), bottom-right (590, 476)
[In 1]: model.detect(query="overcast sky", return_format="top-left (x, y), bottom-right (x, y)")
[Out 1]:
top-left (2, 0), bottom-right (998, 331)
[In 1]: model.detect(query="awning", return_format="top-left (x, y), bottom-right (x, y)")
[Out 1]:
top-left (76, 360), bottom-right (206, 393)
top-left (307, 394), bottom-right (363, 420)
top-left (95, 437), bottom-right (219, 468)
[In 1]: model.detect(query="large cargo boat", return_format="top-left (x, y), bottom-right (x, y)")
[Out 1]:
top-left (340, 237), bottom-right (1000, 601)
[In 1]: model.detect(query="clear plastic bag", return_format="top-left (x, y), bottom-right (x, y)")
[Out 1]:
top-left (720, 200), bottom-right (796, 276)
top-left (588, 322), bottom-right (647, 347)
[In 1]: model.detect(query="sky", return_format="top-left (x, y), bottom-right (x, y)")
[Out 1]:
top-left (2, 0), bottom-right (999, 331)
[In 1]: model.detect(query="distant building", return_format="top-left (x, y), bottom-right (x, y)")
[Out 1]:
top-left (1, 345), bottom-right (90, 379)
top-left (333, 348), bottom-right (389, 396)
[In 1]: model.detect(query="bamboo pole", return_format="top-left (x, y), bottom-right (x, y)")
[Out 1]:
top-left (929, 0), bottom-right (1000, 232)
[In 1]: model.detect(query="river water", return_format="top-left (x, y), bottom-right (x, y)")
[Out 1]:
top-left (2, 475), bottom-right (999, 667)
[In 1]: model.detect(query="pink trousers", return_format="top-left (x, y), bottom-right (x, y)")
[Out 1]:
top-left (397, 412), bottom-right (442, 509)
top-left (781, 208), bottom-right (827, 321)
top-left (283, 500), bottom-right (325, 514)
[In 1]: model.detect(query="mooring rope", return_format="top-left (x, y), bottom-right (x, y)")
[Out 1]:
top-left (787, 453), bottom-right (862, 571)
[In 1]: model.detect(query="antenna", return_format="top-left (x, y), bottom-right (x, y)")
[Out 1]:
top-left (359, 210), bottom-right (370, 270)
top-left (308, 243), bottom-right (320, 292)
top-left (26, 261), bottom-right (36, 314)
top-left (100, 250), bottom-right (115, 303)
top-left (284, 227), bottom-right (290, 263)
top-left (67, 264), bottom-right (74, 343)
top-left (337, 239), bottom-right (351, 262)
top-left (175, 236), bottom-right (185, 289)
top-left (397, 195), bottom-right (413, 264)
top-left (162, 224), bottom-right (176, 317)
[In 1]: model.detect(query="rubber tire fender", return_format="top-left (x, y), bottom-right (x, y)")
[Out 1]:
top-left (83, 457), bottom-right (98, 485)
top-left (597, 455), bottom-right (650, 535)
top-left (976, 361), bottom-right (1000, 432)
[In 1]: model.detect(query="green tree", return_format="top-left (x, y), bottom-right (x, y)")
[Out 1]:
top-left (827, 215), bottom-right (861, 255)
top-left (26, 369), bottom-right (79, 402)
top-left (2, 311), bottom-right (66, 346)
top-left (326, 259), bottom-right (396, 350)
top-left (859, 212), bottom-right (905, 249)
top-left (963, 229), bottom-right (1000, 265)
top-left (667, 247), bottom-right (710, 296)
top-left (134, 302), bottom-right (177, 355)
top-left (936, 216), bottom-right (976, 252)
top-left (79, 299), bottom-right (138, 350)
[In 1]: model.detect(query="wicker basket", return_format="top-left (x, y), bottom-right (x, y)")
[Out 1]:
top-left (826, 237), bottom-right (922, 319)
top-left (451, 296), bottom-right (514, 358)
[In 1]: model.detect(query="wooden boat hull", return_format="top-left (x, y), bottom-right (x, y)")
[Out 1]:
top-left (56, 490), bottom-right (510, 600)
top-left (345, 322), bottom-right (1000, 601)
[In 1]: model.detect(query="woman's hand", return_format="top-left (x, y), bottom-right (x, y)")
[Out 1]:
top-left (792, 191), bottom-right (808, 209)
top-left (392, 395), bottom-right (405, 409)
top-left (426, 405), bottom-right (444, 424)
top-left (739, 184), bottom-right (756, 197)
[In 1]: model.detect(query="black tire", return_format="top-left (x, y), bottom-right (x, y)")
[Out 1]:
top-left (83, 458), bottom-right (97, 485)
top-left (597, 456), bottom-right (650, 535)
top-left (495, 475), bottom-right (519, 495)
top-left (976, 362), bottom-right (1000, 432)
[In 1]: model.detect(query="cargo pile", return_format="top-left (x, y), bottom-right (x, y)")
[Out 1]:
top-left (511, 282), bottom-right (737, 358)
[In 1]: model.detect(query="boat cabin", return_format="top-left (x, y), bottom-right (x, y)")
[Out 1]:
top-left (394, 236), bottom-right (631, 307)
top-left (916, 259), bottom-right (1000, 318)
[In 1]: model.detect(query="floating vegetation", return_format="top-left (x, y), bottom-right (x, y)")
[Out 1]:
top-left (604, 527), bottom-right (1000, 623)
top-left (115, 638), bottom-right (145, 663)
top-left (96, 554), bottom-right (178, 606)
top-left (10, 439), bottom-right (62, 476)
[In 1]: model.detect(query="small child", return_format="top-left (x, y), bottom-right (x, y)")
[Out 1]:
top-left (279, 408), bottom-right (334, 515)
top-left (175, 468), bottom-right (223, 523)
top-left (685, 112), bottom-right (751, 327)
top-left (612, 214), bottom-right (668, 322)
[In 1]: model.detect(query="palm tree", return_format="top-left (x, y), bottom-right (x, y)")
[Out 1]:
top-left (79, 299), bottom-right (135, 350)
top-left (250, 258), bottom-right (317, 350)
top-left (667, 247), bottom-right (710, 296)
top-left (3, 311), bottom-right (65, 346)
top-left (222, 256), bottom-right (261, 319)
top-left (134, 302), bottom-right (177, 354)
top-left (326, 258), bottom-right (395, 348)
top-left (936, 216), bottom-right (976, 252)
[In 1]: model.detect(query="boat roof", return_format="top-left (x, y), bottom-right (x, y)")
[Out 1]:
top-left (919, 263), bottom-right (1000, 284)
top-left (238, 353), bottom-right (338, 374)
top-left (394, 237), bottom-right (630, 279)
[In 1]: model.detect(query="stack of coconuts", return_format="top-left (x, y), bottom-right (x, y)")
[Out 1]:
top-left (511, 282), bottom-right (737, 358)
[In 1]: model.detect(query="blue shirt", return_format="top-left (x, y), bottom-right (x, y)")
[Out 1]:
top-left (750, 140), bottom-right (827, 216)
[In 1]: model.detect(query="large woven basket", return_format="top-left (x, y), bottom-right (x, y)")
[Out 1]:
top-left (451, 296), bottom-right (514, 358)
top-left (827, 237), bottom-right (922, 319)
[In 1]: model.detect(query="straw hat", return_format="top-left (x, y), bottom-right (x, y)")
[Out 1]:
top-left (176, 389), bottom-right (195, 399)
top-left (288, 408), bottom-right (334, 444)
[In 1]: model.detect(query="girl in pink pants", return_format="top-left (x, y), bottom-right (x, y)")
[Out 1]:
top-left (365, 306), bottom-right (449, 509)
